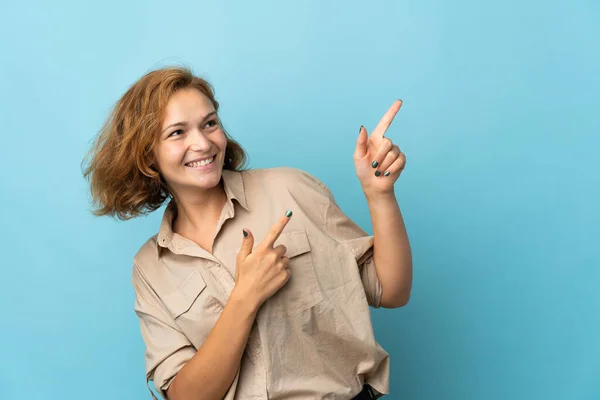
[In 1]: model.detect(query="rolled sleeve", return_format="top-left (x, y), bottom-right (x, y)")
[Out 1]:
top-left (304, 173), bottom-right (383, 308)
top-left (322, 199), bottom-right (383, 308)
top-left (132, 264), bottom-right (195, 399)
top-left (358, 256), bottom-right (383, 308)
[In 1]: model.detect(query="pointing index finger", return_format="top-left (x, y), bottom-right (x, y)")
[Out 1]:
top-left (371, 99), bottom-right (402, 141)
top-left (261, 210), bottom-right (293, 249)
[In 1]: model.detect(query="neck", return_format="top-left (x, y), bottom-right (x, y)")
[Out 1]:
top-left (170, 180), bottom-right (228, 235)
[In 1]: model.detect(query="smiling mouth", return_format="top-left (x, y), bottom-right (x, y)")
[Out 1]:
top-left (185, 156), bottom-right (215, 168)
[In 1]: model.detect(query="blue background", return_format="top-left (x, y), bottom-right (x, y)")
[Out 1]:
top-left (1, 1), bottom-right (599, 399)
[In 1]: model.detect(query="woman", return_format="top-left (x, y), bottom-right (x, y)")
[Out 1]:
top-left (83, 66), bottom-right (412, 400)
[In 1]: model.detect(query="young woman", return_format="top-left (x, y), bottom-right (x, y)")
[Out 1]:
top-left (83, 66), bottom-right (412, 400)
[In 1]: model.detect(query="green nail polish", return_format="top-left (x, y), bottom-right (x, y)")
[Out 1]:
top-left (243, 229), bottom-right (248, 237)
top-left (285, 210), bottom-right (293, 218)
top-left (371, 161), bottom-right (379, 168)
top-left (359, 125), bottom-right (364, 133)
top-left (384, 171), bottom-right (390, 176)
top-left (375, 170), bottom-right (381, 177)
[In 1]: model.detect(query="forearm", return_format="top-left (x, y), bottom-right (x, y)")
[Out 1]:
top-left (364, 190), bottom-right (413, 308)
top-left (167, 289), bottom-right (257, 400)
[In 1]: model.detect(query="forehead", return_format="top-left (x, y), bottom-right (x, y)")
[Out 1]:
top-left (163, 88), bottom-right (215, 124)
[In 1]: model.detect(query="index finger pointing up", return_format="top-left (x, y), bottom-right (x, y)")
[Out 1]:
top-left (371, 99), bottom-right (403, 142)
top-left (260, 210), bottom-right (293, 249)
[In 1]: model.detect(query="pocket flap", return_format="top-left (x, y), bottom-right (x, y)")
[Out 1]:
top-left (162, 269), bottom-right (207, 319)
top-left (274, 230), bottom-right (311, 258)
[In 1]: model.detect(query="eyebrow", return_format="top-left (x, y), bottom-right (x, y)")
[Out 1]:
top-left (161, 111), bottom-right (218, 134)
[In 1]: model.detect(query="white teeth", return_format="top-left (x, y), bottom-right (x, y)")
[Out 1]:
top-left (187, 156), bottom-right (214, 167)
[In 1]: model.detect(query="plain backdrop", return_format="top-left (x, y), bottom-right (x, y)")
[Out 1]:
top-left (1, 1), bottom-right (599, 399)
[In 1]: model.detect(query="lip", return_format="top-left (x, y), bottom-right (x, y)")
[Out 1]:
top-left (185, 154), bottom-right (216, 164)
top-left (184, 155), bottom-right (217, 170)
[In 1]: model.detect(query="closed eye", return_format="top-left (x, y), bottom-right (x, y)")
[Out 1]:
top-left (168, 129), bottom-right (184, 138)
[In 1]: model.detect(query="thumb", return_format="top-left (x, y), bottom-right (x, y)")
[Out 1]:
top-left (237, 228), bottom-right (254, 261)
top-left (354, 125), bottom-right (368, 159)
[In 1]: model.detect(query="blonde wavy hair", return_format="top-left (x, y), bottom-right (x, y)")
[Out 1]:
top-left (82, 66), bottom-right (248, 220)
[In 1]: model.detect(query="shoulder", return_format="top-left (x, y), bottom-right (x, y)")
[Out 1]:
top-left (240, 166), bottom-right (334, 199)
top-left (132, 234), bottom-right (159, 281)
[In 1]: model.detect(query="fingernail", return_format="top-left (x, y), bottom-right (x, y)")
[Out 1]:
top-left (285, 210), bottom-right (293, 218)
top-left (384, 171), bottom-right (390, 176)
top-left (243, 229), bottom-right (248, 238)
top-left (371, 161), bottom-right (379, 168)
top-left (375, 170), bottom-right (382, 177)
top-left (359, 125), bottom-right (363, 133)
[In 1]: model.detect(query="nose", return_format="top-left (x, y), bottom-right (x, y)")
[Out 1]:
top-left (187, 128), bottom-right (212, 152)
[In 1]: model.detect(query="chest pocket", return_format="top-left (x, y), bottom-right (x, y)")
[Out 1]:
top-left (258, 229), bottom-right (324, 319)
top-left (161, 269), bottom-right (223, 347)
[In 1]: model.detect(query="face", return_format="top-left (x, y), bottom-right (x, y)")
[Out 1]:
top-left (154, 87), bottom-right (227, 198)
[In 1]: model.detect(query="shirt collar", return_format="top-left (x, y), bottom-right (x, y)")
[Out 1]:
top-left (156, 169), bottom-right (248, 250)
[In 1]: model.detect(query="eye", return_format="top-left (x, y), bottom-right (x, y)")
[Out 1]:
top-left (205, 118), bottom-right (218, 128)
top-left (168, 129), bottom-right (183, 138)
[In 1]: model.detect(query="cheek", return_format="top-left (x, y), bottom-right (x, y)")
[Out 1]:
top-left (156, 143), bottom-right (185, 171)
top-left (216, 130), bottom-right (228, 151)
top-left (165, 146), bottom-right (184, 162)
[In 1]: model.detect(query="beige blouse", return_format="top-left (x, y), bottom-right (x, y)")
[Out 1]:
top-left (132, 167), bottom-right (390, 399)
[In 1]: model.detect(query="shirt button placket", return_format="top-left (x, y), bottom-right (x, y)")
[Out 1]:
top-left (210, 261), bottom-right (267, 396)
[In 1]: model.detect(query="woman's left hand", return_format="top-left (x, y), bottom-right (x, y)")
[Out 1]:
top-left (354, 99), bottom-right (406, 196)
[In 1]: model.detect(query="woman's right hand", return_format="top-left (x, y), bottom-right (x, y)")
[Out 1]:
top-left (233, 211), bottom-right (293, 312)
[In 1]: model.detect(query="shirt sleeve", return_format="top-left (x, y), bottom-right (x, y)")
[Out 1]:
top-left (299, 170), bottom-right (383, 308)
top-left (132, 263), bottom-right (196, 399)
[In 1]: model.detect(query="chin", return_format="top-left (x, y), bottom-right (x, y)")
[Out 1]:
top-left (187, 168), bottom-right (222, 190)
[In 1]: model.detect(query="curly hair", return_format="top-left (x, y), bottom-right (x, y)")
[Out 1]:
top-left (82, 66), bottom-right (248, 220)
